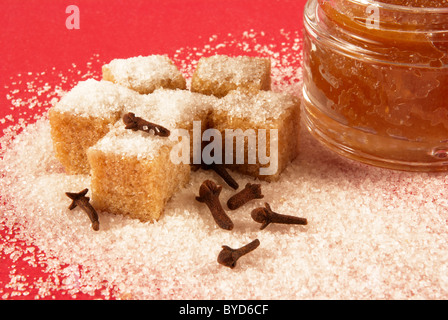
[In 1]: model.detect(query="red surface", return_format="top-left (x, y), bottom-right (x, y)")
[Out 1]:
top-left (0, 0), bottom-right (306, 299)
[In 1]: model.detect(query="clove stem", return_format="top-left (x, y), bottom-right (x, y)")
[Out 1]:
top-left (201, 163), bottom-right (239, 190)
top-left (251, 203), bottom-right (307, 230)
top-left (66, 188), bottom-right (100, 231)
top-left (227, 183), bottom-right (263, 210)
top-left (217, 239), bottom-right (260, 268)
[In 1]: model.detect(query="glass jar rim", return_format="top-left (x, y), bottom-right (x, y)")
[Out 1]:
top-left (347, 0), bottom-right (448, 13)
top-left (305, 0), bottom-right (448, 68)
top-left (311, 0), bottom-right (448, 33)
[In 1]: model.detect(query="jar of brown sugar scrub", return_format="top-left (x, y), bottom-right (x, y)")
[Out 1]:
top-left (302, 0), bottom-right (448, 171)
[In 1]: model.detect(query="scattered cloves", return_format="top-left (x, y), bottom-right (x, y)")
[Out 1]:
top-left (123, 112), bottom-right (170, 137)
top-left (251, 202), bottom-right (307, 230)
top-left (227, 183), bottom-right (264, 210)
top-left (195, 180), bottom-right (234, 230)
top-left (217, 239), bottom-right (260, 269)
top-left (65, 188), bottom-right (100, 231)
top-left (201, 163), bottom-right (239, 190)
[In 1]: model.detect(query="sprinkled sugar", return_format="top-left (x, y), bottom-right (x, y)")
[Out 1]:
top-left (53, 79), bottom-right (140, 118)
top-left (91, 122), bottom-right (172, 160)
top-left (216, 89), bottom-right (300, 122)
top-left (192, 55), bottom-right (270, 88)
top-left (102, 55), bottom-right (186, 94)
top-left (128, 88), bottom-right (217, 131)
top-left (1, 30), bottom-right (448, 300)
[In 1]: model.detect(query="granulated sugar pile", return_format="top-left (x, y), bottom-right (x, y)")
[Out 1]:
top-left (1, 30), bottom-right (448, 300)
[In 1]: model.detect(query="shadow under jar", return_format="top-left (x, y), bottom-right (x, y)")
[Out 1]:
top-left (302, 0), bottom-right (448, 171)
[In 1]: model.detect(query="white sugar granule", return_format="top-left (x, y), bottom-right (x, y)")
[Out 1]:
top-left (1, 30), bottom-right (448, 300)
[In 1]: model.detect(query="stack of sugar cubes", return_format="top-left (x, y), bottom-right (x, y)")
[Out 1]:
top-left (49, 54), bottom-right (301, 223)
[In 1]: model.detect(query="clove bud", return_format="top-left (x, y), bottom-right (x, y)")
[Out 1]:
top-left (123, 112), bottom-right (170, 137)
top-left (196, 180), bottom-right (234, 230)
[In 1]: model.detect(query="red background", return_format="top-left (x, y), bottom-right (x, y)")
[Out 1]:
top-left (0, 0), bottom-right (307, 299)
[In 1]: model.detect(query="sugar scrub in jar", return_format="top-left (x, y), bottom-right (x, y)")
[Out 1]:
top-left (302, 0), bottom-right (448, 171)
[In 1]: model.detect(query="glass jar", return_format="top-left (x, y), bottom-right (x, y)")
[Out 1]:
top-left (302, 0), bottom-right (448, 171)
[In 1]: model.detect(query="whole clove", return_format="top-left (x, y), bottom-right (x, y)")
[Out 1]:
top-left (65, 188), bottom-right (100, 231)
top-left (123, 112), bottom-right (170, 137)
top-left (217, 239), bottom-right (260, 269)
top-left (195, 180), bottom-right (234, 230)
top-left (227, 183), bottom-right (263, 210)
top-left (201, 163), bottom-right (239, 190)
top-left (251, 202), bottom-right (307, 230)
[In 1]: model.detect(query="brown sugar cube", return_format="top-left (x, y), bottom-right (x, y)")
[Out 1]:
top-left (210, 89), bottom-right (300, 182)
top-left (191, 55), bottom-right (271, 98)
top-left (127, 88), bottom-right (219, 164)
top-left (102, 55), bottom-right (187, 94)
top-left (49, 79), bottom-right (140, 174)
top-left (86, 123), bottom-right (190, 222)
